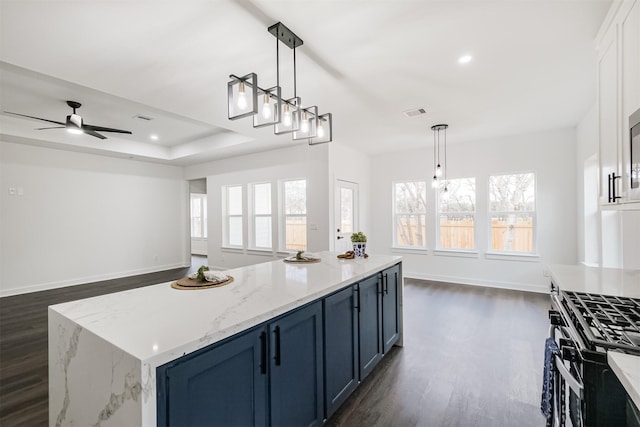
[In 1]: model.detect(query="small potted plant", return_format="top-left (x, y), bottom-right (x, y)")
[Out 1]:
top-left (350, 231), bottom-right (367, 258)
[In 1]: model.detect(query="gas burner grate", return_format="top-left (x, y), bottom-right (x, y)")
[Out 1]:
top-left (563, 291), bottom-right (640, 353)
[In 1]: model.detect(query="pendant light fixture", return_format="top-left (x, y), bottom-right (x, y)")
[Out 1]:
top-left (228, 22), bottom-right (332, 145)
top-left (431, 124), bottom-right (448, 193)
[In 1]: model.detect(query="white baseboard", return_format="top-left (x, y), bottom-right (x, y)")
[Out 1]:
top-left (0, 262), bottom-right (190, 297)
top-left (403, 271), bottom-right (548, 294)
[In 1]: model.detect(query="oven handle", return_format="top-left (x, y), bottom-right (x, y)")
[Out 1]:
top-left (550, 324), bottom-right (585, 399)
top-left (550, 294), bottom-right (587, 351)
top-left (554, 354), bottom-right (584, 399)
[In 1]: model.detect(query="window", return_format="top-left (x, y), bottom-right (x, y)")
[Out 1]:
top-left (223, 185), bottom-right (243, 247)
top-left (489, 172), bottom-right (535, 253)
top-left (190, 194), bottom-right (207, 239)
top-left (251, 182), bottom-right (272, 249)
top-left (393, 181), bottom-right (427, 248)
top-left (282, 179), bottom-right (307, 251)
top-left (438, 178), bottom-right (475, 250)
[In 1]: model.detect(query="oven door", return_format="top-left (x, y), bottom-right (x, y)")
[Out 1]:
top-left (549, 308), bottom-right (585, 427)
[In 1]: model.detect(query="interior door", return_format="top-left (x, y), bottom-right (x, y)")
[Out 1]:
top-left (335, 180), bottom-right (358, 253)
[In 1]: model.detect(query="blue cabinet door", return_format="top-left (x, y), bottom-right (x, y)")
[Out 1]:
top-left (382, 264), bottom-right (401, 353)
top-left (157, 326), bottom-right (268, 427)
top-left (270, 301), bottom-right (324, 427)
top-left (358, 274), bottom-right (382, 380)
top-left (324, 285), bottom-right (359, 418)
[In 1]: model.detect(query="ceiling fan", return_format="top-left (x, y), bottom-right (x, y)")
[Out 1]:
top-left (4, 100), bottom-right (132, 140)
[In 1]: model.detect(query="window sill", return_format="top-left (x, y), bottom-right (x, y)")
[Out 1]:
top-left (484, 252), bottom-right (540, 262)
top-left (221, 246), bottom-right (244, 254)
top-left (247, 248), bottom-right (274, 256)
top-left (391, 247), bottom-right (429, 255)
top-left (433, 249), bottom-right (479, 258)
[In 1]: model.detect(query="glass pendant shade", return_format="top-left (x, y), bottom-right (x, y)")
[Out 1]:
top-left (228, 73), bottom-right (258, 120)
top-left (435, 164), bottom-right (442, 178)
top-left (253, 86), bottom-right (281, 128)
top-left (292, 106), bottom-right (318, 140)
top-left (274, 97), bottom-right (301, 135)
top-left (308, 113), bottom-right (332, 145)
top-left (432, 176), bottom-right (439, 188)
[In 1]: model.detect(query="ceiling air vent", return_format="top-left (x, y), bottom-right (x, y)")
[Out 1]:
top-left (133, 114), bottom-right (154, 121)
top-left (403, 108), bottom-right (427, 118)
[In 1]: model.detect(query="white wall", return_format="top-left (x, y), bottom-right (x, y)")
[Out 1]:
top-left (185, 144), bottom-right (330, 269)
top-left (328, 142), bottom-right (371, 251)
top-left (575, 104), bottom-right (600, 266)
top-left (369, 128), bottom-right (578, 293)
top-left (0, 141), bottom-right (190, 296)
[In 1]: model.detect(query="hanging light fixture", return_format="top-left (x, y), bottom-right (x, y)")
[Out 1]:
top-left (228, 22), bottom-right (332, 145)
top-left (431, 124), bottom-right (448, 192)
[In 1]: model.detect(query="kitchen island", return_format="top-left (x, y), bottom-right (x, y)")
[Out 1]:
top-left (48, 252), bottom-right (402, 427)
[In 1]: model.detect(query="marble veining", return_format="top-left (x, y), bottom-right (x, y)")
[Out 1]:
top-left (49, 252), bottom-right (402, 426)
top-left (54, 324), bottom-right (82, 427)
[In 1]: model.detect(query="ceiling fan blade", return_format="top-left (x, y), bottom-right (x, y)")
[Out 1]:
top-left (35, 126), bottom-right (66, 130)
top-left (83, 129), bottom-right (107, 140)
top-left (4, 111), bottom-right (66, 126)
top-left (83, 123), bottom-right (132, 134)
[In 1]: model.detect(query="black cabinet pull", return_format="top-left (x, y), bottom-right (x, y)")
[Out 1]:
top-left (354, 286), bottom-right (360, 313)
top-left (608, 173), bottom-right (612, 203)
top-left (273, 326), bottom-right (281, 366)
top-left (384, 273), bottom-right (388, 295)
top-left (612, 173), bottom-right (621, 201)
top-left (259, 331), bottom-right (267, 374)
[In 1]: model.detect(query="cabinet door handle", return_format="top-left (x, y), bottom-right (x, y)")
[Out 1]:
top-left (273, 326), bottom-right (281, 366)
top-left (384, 274), bottom-right (388, 295)
top-left (260, 331), bottom-right (267, 375)
top-left (608, 173), bottom-right (612, 203)
top-left (612, 173), bottom-right (621, 201)
top-left (354, 286), bottom-right (360, 313)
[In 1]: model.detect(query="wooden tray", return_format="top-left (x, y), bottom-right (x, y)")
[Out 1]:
top-left (283, 257), bottom-right (321, 264)
top-left (171, 276), bottom-right (234, 290)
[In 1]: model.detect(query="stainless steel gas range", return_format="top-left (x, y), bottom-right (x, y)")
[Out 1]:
top-left (545, 284), bottom-right (640, 427)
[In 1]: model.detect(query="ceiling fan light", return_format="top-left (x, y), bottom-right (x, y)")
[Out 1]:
top-left (66, 113), bottom-right (84, 134)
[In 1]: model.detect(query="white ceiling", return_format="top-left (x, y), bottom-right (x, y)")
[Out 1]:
top-left (0, 0), bottom-right (611, 166)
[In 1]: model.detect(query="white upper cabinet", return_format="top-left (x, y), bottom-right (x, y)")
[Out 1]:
top-left (597, 0), bottom-right (640, 207)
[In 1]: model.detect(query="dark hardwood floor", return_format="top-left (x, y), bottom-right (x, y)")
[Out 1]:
top-left (0, 256), bottom-right (205, 427)
top-left (327, 278), bottom-right (550, 427)
top-left (1, 265), bottom-right (550, 427)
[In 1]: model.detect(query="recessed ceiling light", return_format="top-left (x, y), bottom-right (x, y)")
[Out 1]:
top-left (150, 134), bottom-right (159, 141)
top-left (458, 55), bottom-right (473, 64)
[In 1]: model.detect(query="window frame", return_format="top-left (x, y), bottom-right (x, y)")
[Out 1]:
top-left (249, 181), bottom-right (273, 250)
top-left (487, 171), bottom-right (537, 255)
top-left (190, 193), bottom-right (208, 240)
top-left (279, 178), bottom-right (308, 252)
top-left (436, 177), bottom-right (476, 251)
top-left (392, 180), bottom-right (428, 249)
top-left (222, 184), bottom-right (244, 249)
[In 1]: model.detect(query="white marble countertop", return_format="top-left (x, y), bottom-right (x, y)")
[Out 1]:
top-left (49, 251), bottom-right (402, 367)
top-left (608, 352), bottom-right (640, 409)
top-left (547, 264), bottom-right (640, 298)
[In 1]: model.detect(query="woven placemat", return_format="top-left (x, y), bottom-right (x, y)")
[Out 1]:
top-left (171, 276), bottom-right (234, 290)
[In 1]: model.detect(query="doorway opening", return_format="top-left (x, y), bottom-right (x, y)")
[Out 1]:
top-left (334, 180), bottom-right (359, 253)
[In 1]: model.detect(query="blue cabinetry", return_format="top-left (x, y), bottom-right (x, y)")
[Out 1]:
top-left (157, 325), bottom-right (268, 427)
top-left (358, 274), bottom-right (383, 380)
top-left (270, 301), bottom-right (324, 427)
top-left (157, 263), bottom-right (402, 426)
top-left (157, 301), bottom-right (323, 427)
top-left (382, 263), bottom-right (401, 353)
top-left (323, 285), bottom-right (359, 418)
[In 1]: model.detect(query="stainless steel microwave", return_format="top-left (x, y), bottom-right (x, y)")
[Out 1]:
top-left (630, 107), bottom-right (640, 200)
